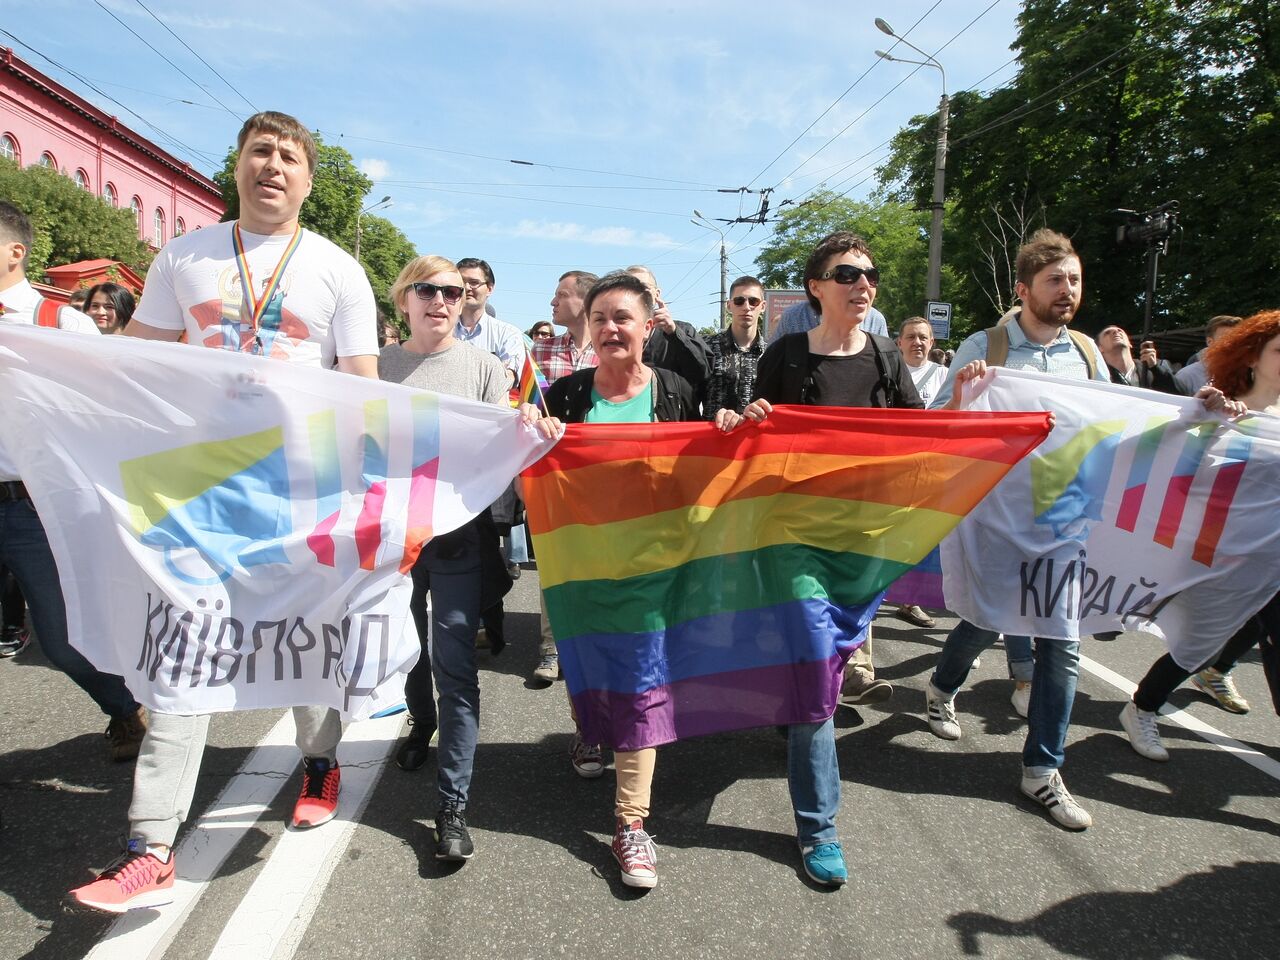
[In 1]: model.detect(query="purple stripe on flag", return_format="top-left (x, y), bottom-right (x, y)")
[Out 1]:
top-left (570, 655), bottom-right (844, 752)
top-left (885, 546), bottom-right (945, 610)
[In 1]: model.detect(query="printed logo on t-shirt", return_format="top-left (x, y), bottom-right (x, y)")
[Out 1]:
top-left (187, 266), bottom-right (312, 359)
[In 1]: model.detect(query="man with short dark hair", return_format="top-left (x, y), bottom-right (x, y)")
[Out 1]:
top-left (69, 110), bottom-right (380, 914)
top-left (0, 201), bottom-right (147, 760)
top-left (1174, 315), bottom-right (1243, 394)
top-left (925, 228), bottom-right (1109, 832)
top-left (454, 257), bottom-right (525, 386)
top-left (703, 275), bottom-right (767, 418)
top-left (533, 270), bottom-right (599, 386)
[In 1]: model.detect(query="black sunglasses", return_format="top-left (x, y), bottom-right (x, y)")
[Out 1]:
top-left (410, 282), bottom-right (465, 304)
top-left (819, 264), bottom-right (880, 287)
top-left (731, 295), bottom-right (763, 307)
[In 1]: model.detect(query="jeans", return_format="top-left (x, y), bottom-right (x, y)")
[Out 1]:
top-left (1005, 635), bottom-right (1034, 682)
top-left (0, 498), bottom-right (138, 718)
top-left (787, 717), bottom-right (840, 845)
top-left (931, 619), bottom-right (1080, 773)
top-left (407, 524), bottom-right (484, 808)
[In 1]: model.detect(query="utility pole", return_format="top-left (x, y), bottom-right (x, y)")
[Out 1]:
top-left (692, 210), bottom-right (728, 328)
top-left (876, 18), bottom-right (949, 303)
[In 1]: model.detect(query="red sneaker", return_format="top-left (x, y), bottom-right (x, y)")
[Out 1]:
top-left (292, 757), bottom-right (340, 828)
top-left (67, 840), bottom-right (175, 913)
top-left (612, 819), bottom-right (658, 889)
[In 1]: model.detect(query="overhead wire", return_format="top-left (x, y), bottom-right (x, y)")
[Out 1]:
top-left (130, 0), bottom-right (259, 112)
top-left (92, 1), bottom-right (244, 120)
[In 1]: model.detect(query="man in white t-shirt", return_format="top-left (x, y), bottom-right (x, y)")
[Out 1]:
top-left (892, 316), bottom-right (948, 629)
top-left (70, 112), bottom-right (379, 915)
top-left (0, 201), bottom-right (149, 761)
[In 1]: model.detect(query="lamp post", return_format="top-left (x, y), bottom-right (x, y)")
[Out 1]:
top-left (692, 210), bottom-right (727, 328)
top-left (354, 194), bottom-right (392, 261)
top-left (875, 17), bottom-right (948, 304)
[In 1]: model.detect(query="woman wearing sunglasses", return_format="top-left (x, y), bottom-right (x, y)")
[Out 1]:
top-left (378, 254), bottom-right (554, 864)
top-left (734, 231), bottom-right (924, 888)
top-left (703, 275), bottom-right (768, 419)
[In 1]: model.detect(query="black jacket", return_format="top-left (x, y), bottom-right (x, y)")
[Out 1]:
top-left (544, 365), bottom-right (700, 424)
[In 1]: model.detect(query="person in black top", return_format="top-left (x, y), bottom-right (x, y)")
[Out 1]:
top-left (703, 275), bottom-right (768, 419)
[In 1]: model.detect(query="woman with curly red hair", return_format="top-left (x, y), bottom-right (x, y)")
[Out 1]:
top-left (1120, 311), bottom-right (1280, 760)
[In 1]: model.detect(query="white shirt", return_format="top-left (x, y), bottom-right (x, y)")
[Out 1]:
top-left (134, 221), bottom-right (378, 368)
top-left (0, 278), bottom-right (99, 479)
top-left (906, 359), bottom-right (947, 408)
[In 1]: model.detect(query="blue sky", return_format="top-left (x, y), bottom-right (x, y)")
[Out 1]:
top-left (6, 0), bottom-right (1024, 331)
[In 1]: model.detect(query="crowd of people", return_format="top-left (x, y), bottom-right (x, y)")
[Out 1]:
top-left (0, 108), bottom-right (1274, 910)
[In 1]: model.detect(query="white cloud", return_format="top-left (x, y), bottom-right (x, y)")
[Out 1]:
top-left (501, 220), bottom-right (677, 248)
top-left (359, 158), bottom-right (391, 179)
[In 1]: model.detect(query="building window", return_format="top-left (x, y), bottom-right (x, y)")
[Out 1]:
top-left (0, 134), bottom-right (17, 164)
top-left (39, 151), bottom-right (56, 169)
top-left (75, 169), bottom-right (90, 191)
top-left (103, 182), bottom-right (117, 207)
top-left (130, 197), bottom-right (143, 235)
top-left (175, 217), bottom-right (186, 237)
top-left (153, 207), bottom-right (165, 246)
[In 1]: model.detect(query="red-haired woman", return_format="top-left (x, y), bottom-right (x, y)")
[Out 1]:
top-left (1120, 311), bottom-right (1280, 760)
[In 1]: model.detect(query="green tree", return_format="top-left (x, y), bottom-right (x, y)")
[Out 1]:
top-left (0, 158), bottom-right (152, 280)
top-left (755, 191), bottom-right (961, 337)
top-left (879, 0), bottom-right (1279, 336)
top-left (213, 135), bottom-right (417, 316)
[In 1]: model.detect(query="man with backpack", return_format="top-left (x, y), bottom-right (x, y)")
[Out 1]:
top-left (922, 229), bottom-right (1109, 831)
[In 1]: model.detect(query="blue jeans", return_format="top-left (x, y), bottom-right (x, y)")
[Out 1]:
top-left (1005, 635), bottom-right (1034, 682)
top-left (407, 524), bottom-right (483, 808)
top-left (0, 498), bottom-right (138, 718)
top-left (931, 619), bottom-right (1080, 773)
top-left (787, 717), bottom-right (840, 845)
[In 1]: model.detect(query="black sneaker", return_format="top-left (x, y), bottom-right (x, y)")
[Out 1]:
top-left (395, 717), bottom-right (436, 771)
top-left (0, 626), bottom-right (29, 659)
top-left (434, 803), bottom-right (474, 861)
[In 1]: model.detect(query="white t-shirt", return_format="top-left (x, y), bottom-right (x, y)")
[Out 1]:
top-left (907, 359), bottom-right (947, 408)
top-left (134, 221), bottom-right (377, 368)
top-left (0, 279), bottom-right (100, 479)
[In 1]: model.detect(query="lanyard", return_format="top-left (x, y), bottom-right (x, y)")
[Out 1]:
top-left (232, 223), bottom-right (303, 340)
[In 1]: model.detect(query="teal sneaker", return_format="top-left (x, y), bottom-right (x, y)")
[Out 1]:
top-left (800, 840), bottom-right (847, 887)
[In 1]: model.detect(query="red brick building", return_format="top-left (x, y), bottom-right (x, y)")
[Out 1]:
top-left (1, 46), bottom-right (225, 248)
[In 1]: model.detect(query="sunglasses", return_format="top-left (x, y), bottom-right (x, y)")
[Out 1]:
top-left (731, 295), bottom-right (763, 307)
top-left (532, 329), bottom-right (554, 338)
top-left (410, 282), bottom-right (464, 304)
top-left (819, 264), bottom-right (880, 287)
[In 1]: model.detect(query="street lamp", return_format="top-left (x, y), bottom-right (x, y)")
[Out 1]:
top-left (691, 210), bottom-right (727, 329)
top-left (354, 194), bottom-right (392, 261)
top-left (875, 17), bottom-right (949, 305)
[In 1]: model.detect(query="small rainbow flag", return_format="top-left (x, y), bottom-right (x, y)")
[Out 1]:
top-left (522, 406), bottom-right (1051, 751)
top-left (510, 350), bottom-right (549, 414)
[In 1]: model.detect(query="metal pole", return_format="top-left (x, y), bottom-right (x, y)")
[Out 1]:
top-left (354, 213), bottom-right (363, 261)
top-left (719, 239), bottom-right (727, 329)
top-left (926, 92), bottom-right (949, 304)
top-left (1142, 245), bottom-right (1160, 339)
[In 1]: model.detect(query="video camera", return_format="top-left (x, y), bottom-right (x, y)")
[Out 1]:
top-left (1115, 201), bottom-right (1179, 247)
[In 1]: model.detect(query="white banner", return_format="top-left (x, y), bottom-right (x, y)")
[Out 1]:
top-left (943, 367), bottom-right (1280, 670)
top-left (0, 326), bottom-right (553, 718)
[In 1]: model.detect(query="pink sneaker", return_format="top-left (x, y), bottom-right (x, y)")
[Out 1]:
top-left (68, 840), bottom-right (175, 913)
top-left (292, 757), bottom-right (340, 828)
top-left (612, 819), bottom-right (658, 889)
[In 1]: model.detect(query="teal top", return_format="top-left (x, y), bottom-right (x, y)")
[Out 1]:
top-left (584, 379), bottom-right (655, 423)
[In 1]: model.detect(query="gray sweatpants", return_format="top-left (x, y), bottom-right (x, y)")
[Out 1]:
top-left (129, 705), bottom-right (342, 847)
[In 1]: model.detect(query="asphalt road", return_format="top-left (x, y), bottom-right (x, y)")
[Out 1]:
top-left (1, 568), bottom-right (1277, 960)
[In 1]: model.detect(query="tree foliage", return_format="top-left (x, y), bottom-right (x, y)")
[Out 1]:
top-left (213, 136), bottom-right (417, 316)
top-left (878, 0), bottom-right (1280, 336)
top-left (0, 158), bottom-right (153, 280)
top-left (754, 191), bottom-right (961, 337)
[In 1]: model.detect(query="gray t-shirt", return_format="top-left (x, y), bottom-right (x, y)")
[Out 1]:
top-left (378, 340), bottom-right (508, 405)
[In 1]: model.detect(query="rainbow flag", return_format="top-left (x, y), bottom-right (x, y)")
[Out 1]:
top-left (522, 406), bottom-right (1051, 751)
top-left (510, 350), bottom-right (549, 413)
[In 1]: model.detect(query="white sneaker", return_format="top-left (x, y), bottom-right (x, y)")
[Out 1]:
top-left (1020, 769), bottom-right (1092, 830)
top-left (924, 682), bottom-right (961, 740)
top-left (1118, 701), bottom-right (1169, 761)
top-left (1011, 681), bottom-right (1031, 719)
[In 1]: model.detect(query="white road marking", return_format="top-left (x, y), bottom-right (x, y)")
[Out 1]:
top-left (205, 714), bottom-right (401, 960)
top-left (1079, 652), bottom-right (1280, 782)
top-left (86, 711), bottom-right (300, 960)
